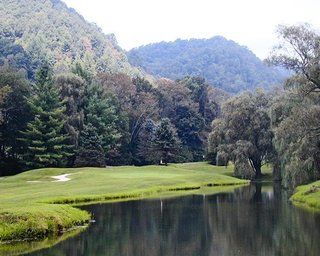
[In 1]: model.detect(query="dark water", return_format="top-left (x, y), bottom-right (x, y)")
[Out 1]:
top-left (27, 183), bottom-right (320, 256)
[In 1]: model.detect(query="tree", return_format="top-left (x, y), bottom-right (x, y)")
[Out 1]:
top-left (0, 86), bottom-right (10, 124)
top-left (156, 78), bottom-right (208, 161)
top-left (100, 73), bottom-right (158, 164)
top-left (83, 80), bottom-right (121, 163)
top-left (268, 24), bottom-right (320, 187)
top-left (0, 38), bottom-right (35, 79)
top-left (178, 76), bottom-right (217, 124)
top-left (137, 119), bottom-right (157, 165)
top-left (271, 92), bottom-right (320, 187)
top-left (20, 65), bottom-right (72, 168)
top-left (208, 91), bottom-right (274, 179)
top-left (55, 73), bottom-right (86, 147)
top-left (74, 123), bottom-right (105, 167)
top-left (0, 64), bottom-right (31, 174)
top-left (152, 118), bottom-right (181, 165)
top-left (268, 24), bottom-right (320, 95)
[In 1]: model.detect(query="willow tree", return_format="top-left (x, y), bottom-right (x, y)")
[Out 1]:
top-left (208, 91), bottom-right (274, 179)
top-left (268, 24), bottom-right (320, 187)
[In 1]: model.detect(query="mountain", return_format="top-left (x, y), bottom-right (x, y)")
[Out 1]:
top-left (128, 36), bottom-right (287, 93)
top-left (0, 0), bottom-right (142, 77)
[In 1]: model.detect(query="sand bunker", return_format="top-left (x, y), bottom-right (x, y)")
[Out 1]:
top-left (51, 174), bottom-right (72, 182)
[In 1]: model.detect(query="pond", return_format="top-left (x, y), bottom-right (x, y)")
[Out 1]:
top-left (22, 183), bottom-right (320, 255)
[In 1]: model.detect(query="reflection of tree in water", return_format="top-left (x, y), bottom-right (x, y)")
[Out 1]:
top-left (29, 185), bottom-right (320, 256)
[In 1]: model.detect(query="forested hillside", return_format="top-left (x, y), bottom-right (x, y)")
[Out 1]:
top-left (0, 0), bottom-right (142, 77)
top-left (0, 0), bottom-right (318, 192)
top-left (128, 36), bottom-right (288, 93)
top-left (0, 0), bottom-right (222, 176)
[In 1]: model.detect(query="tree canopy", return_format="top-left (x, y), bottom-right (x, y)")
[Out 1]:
top-left (208, 91), bottom-right (274, 179)
top-left (268, 24), bottom-right (320, 187)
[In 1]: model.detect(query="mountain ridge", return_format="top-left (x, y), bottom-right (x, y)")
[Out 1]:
top-left (128, 36), bottom-right (287, 93)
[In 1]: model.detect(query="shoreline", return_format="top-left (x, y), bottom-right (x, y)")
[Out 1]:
top-left (290, 181), bottom-right (320, 212)
top-left (0, 163), bottom-right (249, 243)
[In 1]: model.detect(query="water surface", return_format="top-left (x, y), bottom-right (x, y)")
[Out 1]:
top-left (26, 183), bottom-right (320, 256)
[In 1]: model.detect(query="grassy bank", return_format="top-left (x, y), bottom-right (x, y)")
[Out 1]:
top-left (291, 180), bottom-right (320, 211)
top-left (0, 162), bottom-right (248, 243)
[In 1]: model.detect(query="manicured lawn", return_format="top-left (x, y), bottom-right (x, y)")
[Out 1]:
top-left (0, 162), bottom-right (248, 242)
top-left (291, 180), bottom-right (320, 211)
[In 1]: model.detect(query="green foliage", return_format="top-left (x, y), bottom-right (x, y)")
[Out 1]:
top-left (0, 64), bottom-right (31, 174)
top-left (0, 0), bottom-right (142, 76)
top-left (178, 76), bottom-right (218, 125)
top-left (156, 78), bottom-right (216, 161)
top-left (84, 80), bottom-right (121, 156)
top-left (20, 66), bottom-right (72, 168)
top-left (55, 73), bottom-right (86, 147)
top-left (0, 85), bottom-right (10, 124)
top-left (136, 119), bottom-right (157, 165)
top-left (99, 73), bottom-right (159, 165)
top-left (0, 37), bottom-right (35, 79)
top-left (208, 91), bottom-right (274, 179)
top-left (152, 118), bottom-right (181, 165)
top-left (128, 37), bottom-right (288, 93)
top-left (74, 123), bottom-right (105, 167)
top-left (269, 24), bottom-right (320, 188)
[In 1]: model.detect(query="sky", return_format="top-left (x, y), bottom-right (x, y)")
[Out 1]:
top-left (62, 0), bottom-right (320, 59)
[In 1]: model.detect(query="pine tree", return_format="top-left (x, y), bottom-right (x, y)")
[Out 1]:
top-left (74, 123), bottom-right (105, 167)
top-left (21, 65), bottom-right (72, 168)
top-left (152, 118), bottom-right (181, 165)
top-left (84, 81), bottom-right (121, 155)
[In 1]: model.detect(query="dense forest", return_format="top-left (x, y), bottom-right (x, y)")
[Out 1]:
top-left (0, 0), bottom-right (319, 190)
top-left (0, 59), bottom-right (219, 175)
top-left (128, 36), bottom-right (288, 93)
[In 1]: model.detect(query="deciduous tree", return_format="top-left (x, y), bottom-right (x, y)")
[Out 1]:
top-left (208, 91), bottom-right (274, 179)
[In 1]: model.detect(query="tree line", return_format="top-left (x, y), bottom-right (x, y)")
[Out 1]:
top-left (0, 62), bottom-right (218, 175)
top-left (0, 24), bottom-right (319, 189)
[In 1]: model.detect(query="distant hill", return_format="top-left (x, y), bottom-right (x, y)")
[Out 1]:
top-left (128, 37), bottom-right (288, 93)
top-left (0, 0), bottom-right (142, 77)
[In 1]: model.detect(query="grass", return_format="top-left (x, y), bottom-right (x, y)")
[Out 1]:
top-left (0, 226), bottom-right (85, 256)
top-left (290, 180), bottom-right (320, 211)
top-left (0, 162), bottom-right (248, 243)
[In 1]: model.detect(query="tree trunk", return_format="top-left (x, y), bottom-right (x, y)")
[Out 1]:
top-left (272, 158), bottom-right (282, 181)
top-left (252, 158), bottom-right (262, 179)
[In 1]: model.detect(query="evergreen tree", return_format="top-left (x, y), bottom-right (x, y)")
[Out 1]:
top-left (56, 73), bottom-right (86, 147)
top-left (137, 119), bottom-right (157, 165)
top-left (21, 65), bottom-right (72, 168)
top-left (83, 81), bottom-right (121, 162)
top-left (152, 118), bottom-right (181, 165)
top-left (74, 123), bottom-right (105, 167)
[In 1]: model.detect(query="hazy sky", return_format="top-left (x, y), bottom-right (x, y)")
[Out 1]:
top-left (62, 0), bottom-right (320, 59)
